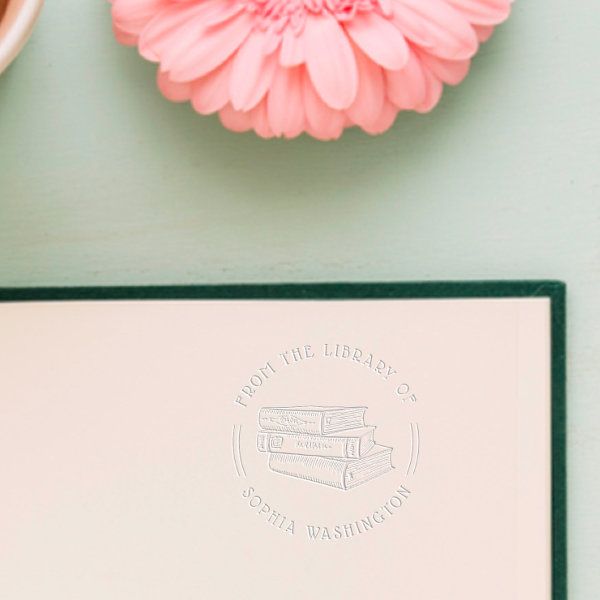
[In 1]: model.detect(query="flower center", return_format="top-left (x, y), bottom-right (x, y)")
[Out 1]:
top-left (242, 0), bottom-right (385, 34)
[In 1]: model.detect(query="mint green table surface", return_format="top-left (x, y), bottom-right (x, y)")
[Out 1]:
top-left (0, 2), bottom-right (599, 597)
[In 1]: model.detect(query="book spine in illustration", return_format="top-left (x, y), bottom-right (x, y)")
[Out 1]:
top-left (257, 431), bottom-right (365, 458)
top-left (258, 408), bottom-right (323, 434)
top-left (268, 453), bottom-right (347, 489)
top-left (321, 407), bottom-right (367, 434)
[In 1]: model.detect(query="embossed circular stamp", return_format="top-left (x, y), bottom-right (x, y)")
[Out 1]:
top-left (231, 342), bottom-right (421, 541)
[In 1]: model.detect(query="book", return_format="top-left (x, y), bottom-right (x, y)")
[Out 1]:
top-left (258, 406), bottom-right (367, 435)
top-left (267, 445), bottom-right (394, 490)
top-left (257, 427), bottom-right (376, 459)
top-left (0, 284), bottom-right (562, 599)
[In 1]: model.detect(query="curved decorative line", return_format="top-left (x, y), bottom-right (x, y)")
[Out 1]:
top-left (232, 425), bottom-right (241, 478)
top-left (237, 425), bottom-right (247, 478)
top-left (412, 423), bottom-right (420, 475)
top-left (406, 422), bottom-right (421, 476)
top-left (406, 423), bottom-right (415, 476)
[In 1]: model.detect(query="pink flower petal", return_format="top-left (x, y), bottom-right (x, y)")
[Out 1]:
top-left (344, 12), bottom-right (409, 71)
top-left (230, 31), bottom-right (278, 111)
top-left (303, 13), bottom-right (358, 110)
top-left (113, 23), bottom-right (138, 46)
top-left (392, 0), bottom-right (479, 60)
top-left (156, 69), bottom-right (192, 102)
top-left (385, 48), bottom-right (427, 110)
top-left (219, 104), bottom-right (253, 133)
top-left (112, 0), bottom-right (166, 35)
top-left (191, 58), bottom-right (234, 115)
top-left (303, 70), bottom-right (346, 139)
top-left (139, 2), bottom-right (219, 63)
top-left (473, 24), bottom-right (495, 42)
top-left (267, 66), bottom-right (305, 138)
top-left (447, 0), bottom-right (511, 26)
top-left (361, 101), bottom-right (398, 135)
top-left (415, 66), bottom-right (444, 113)
top-left (280, 29), bottom-right (305, 67)
top-left (346, 46), bottom-right (386, 129)
top-left (249, 100), bottom-right (275, 139)
top-left (418, 52), bottom-right (471, 85)
top-left (168, 12), bottom-right (254, 82)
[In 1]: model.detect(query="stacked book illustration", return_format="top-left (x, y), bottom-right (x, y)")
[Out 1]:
top-left (257, 406), bottom-right (393, 491)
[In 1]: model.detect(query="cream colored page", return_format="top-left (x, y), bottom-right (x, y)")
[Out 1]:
top-left (0, 298), bottom-right (551, 600)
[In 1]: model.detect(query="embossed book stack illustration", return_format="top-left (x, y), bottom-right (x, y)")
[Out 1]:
top-left (257, 406), bottom-right (393, 490)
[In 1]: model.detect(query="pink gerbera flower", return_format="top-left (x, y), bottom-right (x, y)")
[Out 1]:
top-left (110, 0), bottom-right (512, 140)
